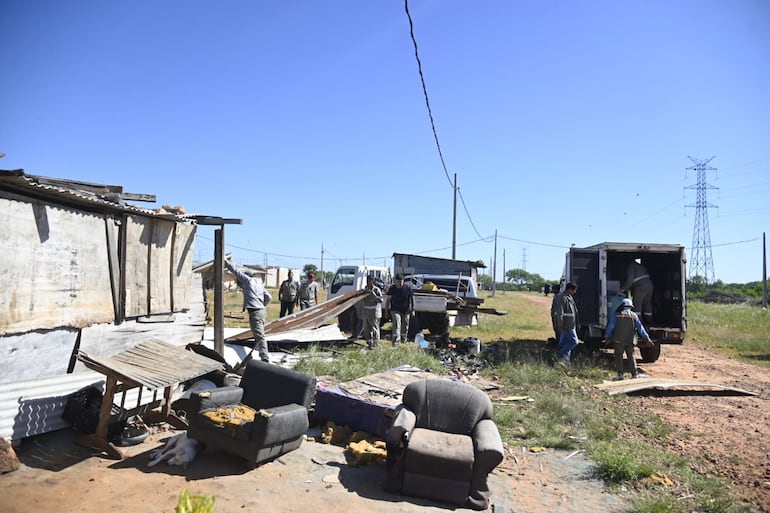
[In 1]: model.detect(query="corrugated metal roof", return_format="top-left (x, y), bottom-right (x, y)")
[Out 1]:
top-left (0, 170), bottom-right (190, 220)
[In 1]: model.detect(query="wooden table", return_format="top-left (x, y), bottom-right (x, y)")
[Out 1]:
top-left (76, 339), bottom-right (223, 459)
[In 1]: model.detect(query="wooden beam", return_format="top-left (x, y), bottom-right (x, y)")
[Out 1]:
top-left (214, 228), bottom-right (224, 355)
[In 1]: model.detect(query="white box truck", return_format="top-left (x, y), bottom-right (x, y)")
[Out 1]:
top-left (562, 242), bottom-right (687, 363)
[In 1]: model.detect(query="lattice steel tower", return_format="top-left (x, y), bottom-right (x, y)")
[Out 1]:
top-left (685, 156), bottom-right (718, 283)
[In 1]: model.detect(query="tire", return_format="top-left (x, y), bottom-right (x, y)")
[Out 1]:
top-left (639, 342), bottom-right (661, 363)
top-left (579, 338), bottom-right (602, 358)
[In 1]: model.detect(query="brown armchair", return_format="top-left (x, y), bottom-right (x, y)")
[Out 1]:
top-left (187, 360), bottom-right (316, 466)
top-left (385, 378), bottom-right (504, 510)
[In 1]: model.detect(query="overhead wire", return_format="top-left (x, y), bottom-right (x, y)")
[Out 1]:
top-left (404, 0), bottom-right (495, 245)
top-left (403, 0), bottom-right (453, 189)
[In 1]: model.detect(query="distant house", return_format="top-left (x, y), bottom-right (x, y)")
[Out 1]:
top-left (0, 170), bottom-right (226, 442)
top-left (194, 257), bottom-right (267, 291)
top-left (265, 266), bottom-right (301, 289)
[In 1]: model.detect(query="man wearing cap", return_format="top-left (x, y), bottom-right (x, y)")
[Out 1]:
top-left (387, 274), bottom-right (414, 344)
top-left (299, 272), bottom-right (319, 311)
top-left (551, 282), bottom-right (580, 365)
top-left (224, 258), bottom-right (272, 363)
top-left (605, 297), bottom-right (653, 380)
top-left (622, 259), bottom-right (654, 326)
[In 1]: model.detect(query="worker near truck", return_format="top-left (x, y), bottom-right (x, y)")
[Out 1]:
top-left (299, 272), bottom-right (319, 310)
top-left (605, 298), bottom-right (653, 380)
top-left (224, 258), bottom-right (272, 363)
top-left (622, 259), bottom-right (654, 325)
top-left (278, 270), bottom-right (300, 317)
top-left (386, 273), bottom-right (414, 345)
top-left (361, 275), bottom-right (384, 348)
top-left (551, 282), bottom-right (580, 365)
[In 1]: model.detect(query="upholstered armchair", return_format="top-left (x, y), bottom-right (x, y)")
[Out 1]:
top-left (385, 378), bottom-right (504, 510)
top-left (187, 360), bottom-right (317, 466)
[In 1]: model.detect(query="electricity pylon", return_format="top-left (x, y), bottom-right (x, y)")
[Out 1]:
top-left (685, 156), bottom-right (718, 284)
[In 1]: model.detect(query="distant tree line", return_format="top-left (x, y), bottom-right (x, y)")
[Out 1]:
top-left (687, 275), bottom-right (767, 303)
top-left (487, 269), bottom-right (767, 303)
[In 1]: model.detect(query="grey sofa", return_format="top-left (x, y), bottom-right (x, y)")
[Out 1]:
top-left (187, 360), bottom-right (317, 466)
top-left (385, 378), bottom-right (504, 510)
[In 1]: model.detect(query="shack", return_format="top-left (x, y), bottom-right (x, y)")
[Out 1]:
top-left (0, 170), bottom-right (232, 443)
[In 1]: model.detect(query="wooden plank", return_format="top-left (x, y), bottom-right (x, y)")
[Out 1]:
top-left (124, 215), bottom-right (151, 317)
top-left (105, 217), bottom-right (121, 322)
top-left (172, 223), bottom-right (196, 312)
top-left (150, 219), bottom-right (174, 314)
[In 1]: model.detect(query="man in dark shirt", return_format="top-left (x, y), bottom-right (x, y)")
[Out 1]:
top-left (387, 274), bottom-right (414, 345)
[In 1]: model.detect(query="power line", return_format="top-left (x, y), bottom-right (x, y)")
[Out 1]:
top-left (403, 0), bottom-right (491, 249)
top-left (457, 189), bottom-right (493, 242)
top-left (403, 0), bottom-right (453, 190)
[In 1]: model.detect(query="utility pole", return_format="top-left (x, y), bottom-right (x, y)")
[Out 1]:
top-left (763, 232), bottom-right (767, 309)
top-left (452, 173), bottom-right (457, 259)
top-left (685, 156), bottom-right (718, 284)
top-left (521, 247), bottom-right (528, 271)
top-left (491, 230), bottom-right (498, 297)
top-left (320, 243), bottom-right (325, 288)
top-left (502, 248), bottom-right (506, 294)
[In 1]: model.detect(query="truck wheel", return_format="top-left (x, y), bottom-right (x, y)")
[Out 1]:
top-left (639, 342), bottom-right (661, 363)
top-left (426, 314), bottom-right (450, 336)
top-left (579, 338), bottom-right (602, 358)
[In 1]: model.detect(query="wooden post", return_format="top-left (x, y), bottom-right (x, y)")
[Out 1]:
top-left (214, 227), bottom-right (224, 355)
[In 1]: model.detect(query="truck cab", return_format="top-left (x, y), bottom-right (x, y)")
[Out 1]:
top-left (563, 242), bottom-right (687, 363)
top-left (327, 265), bottom-right (392, 334)
top-left (328, 265), bottom-right (391, 299)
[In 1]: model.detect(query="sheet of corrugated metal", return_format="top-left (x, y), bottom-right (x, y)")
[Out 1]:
top-left (0, 371), bottom-right (104, 441)
top-left (595, 377), bottom-right (757, 396)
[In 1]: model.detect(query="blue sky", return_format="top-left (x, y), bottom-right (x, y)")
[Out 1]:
top-left (2, 1), bottom-right (768, 284)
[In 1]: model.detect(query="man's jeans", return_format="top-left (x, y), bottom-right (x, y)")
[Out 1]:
top-left (391, 311), bottom-right (411, 343)
top-left (557, 328), bottom-right (579, 362)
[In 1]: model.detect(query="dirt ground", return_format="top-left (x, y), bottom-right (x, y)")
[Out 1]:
top-left (624, 336), bottom-right (770, 511)
top-left (527, 293), bottom-right (770, 512)
top-left (2, 296), bottom-right (768, 513)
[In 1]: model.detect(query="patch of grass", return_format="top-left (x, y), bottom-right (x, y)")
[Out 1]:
top-left (588, 439), bottom-right (659, 482)
top-left (688, 301), bottom-right (770, 364)
top-left (294, 344), bottom-right (440, 382)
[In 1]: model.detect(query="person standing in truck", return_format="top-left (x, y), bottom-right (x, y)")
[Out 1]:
top-left (224, 258), bottom-right (272, 363)
top-left (622, 258), bottom-right (654, 326)
top-left (551, 282), bottom-right (580, 365)
top-left (278, 270), bottom-right (300, 317)
top-left (387, 274), bottom-right (414, 345)
top-left (361, 274), bottom-right (384, 348)
top-left (605, 298), bottom-right (653, 380)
